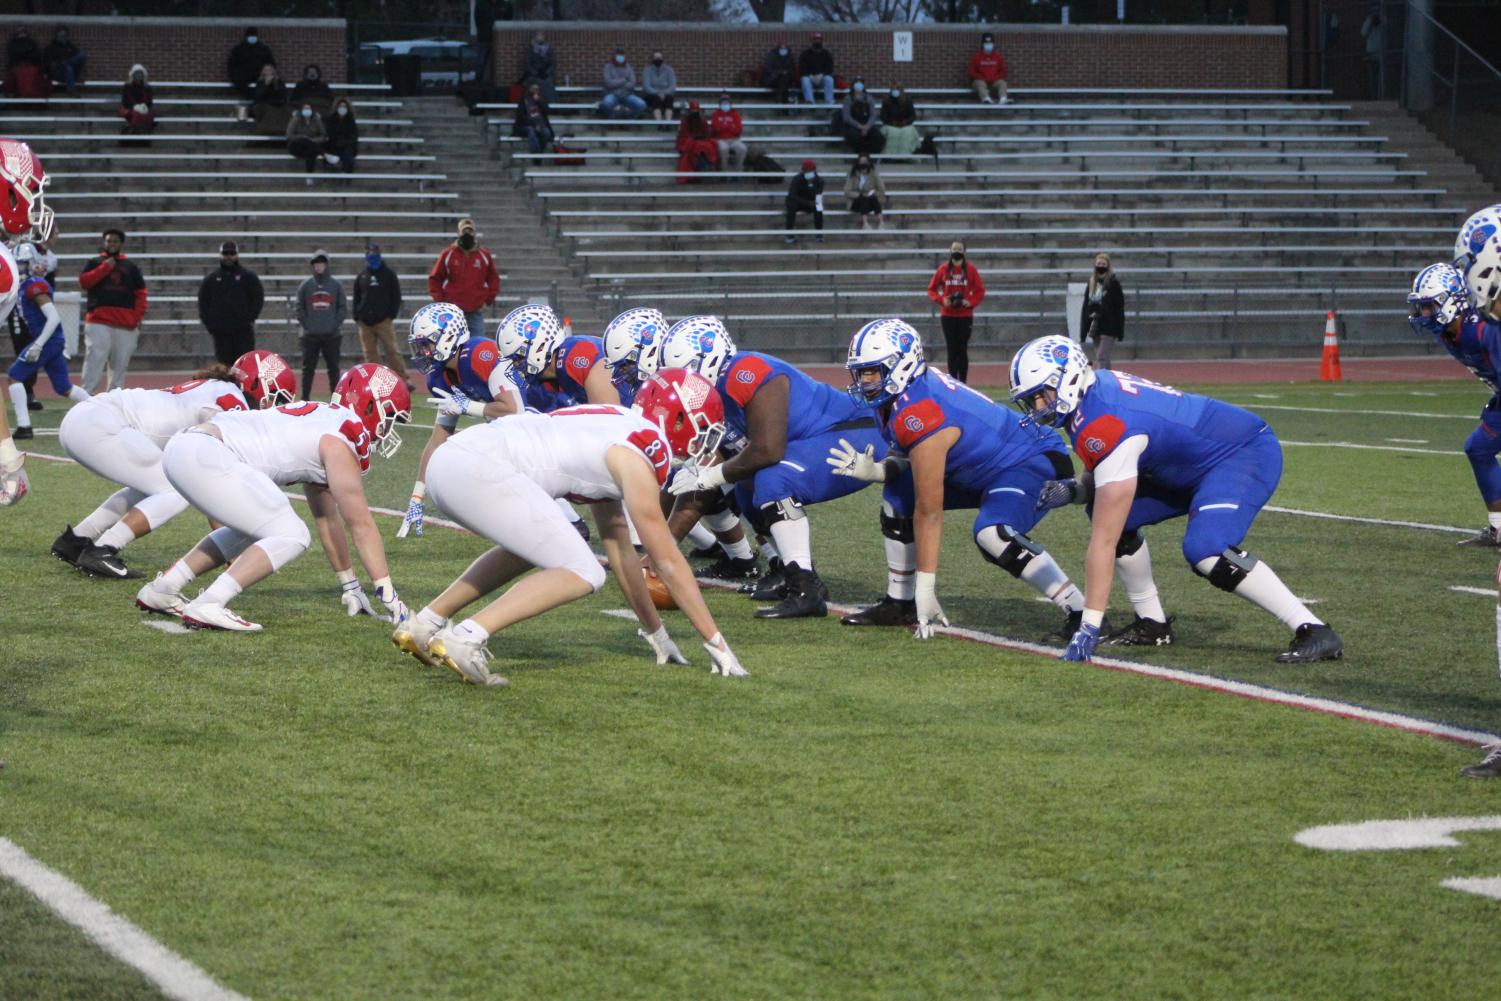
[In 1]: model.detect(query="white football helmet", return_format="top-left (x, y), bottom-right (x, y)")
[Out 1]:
top-left (408, 302), bottom-right (470, 372)
top-left (1008, 335), bottom-right (1095, 427)
top-left (1455, 204), bottom-right (1501, 265)
top-left (12, 241), bottom-right (43, 276)
top-left (602, 306), bottom-right (666, 387)
top-left (1407, 263), bottom-right (1471, 336)
top-left (498, 303), bottom-right (563, 376)
top-left (845, 318), bottom-right (925, 407)
top-left (660, 315), bottom-right (736, 383)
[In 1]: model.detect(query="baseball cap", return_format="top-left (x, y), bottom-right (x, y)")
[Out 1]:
top-left (457, 217), bottom-right (476, 233)
top-left (219, 240), bottom-right (238, 254)
top-left (801, 159), bottom-right (816, 172)
top-left (310, 248), bottom-right (329, 263)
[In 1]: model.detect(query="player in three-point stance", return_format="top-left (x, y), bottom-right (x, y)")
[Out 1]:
top-left (1009, 335), bottom-right (1342, 664)
top-left (136, 364), bottom-right (412, 632)
top-left (831, 319), bottom-right (1088, 639)
top-left (8, 241), bottom-right (89, 441)
top-left (0, 139), bottom-right (56, 506)
top-left (390, 369), bottom-right (749, 687)
top-left (52, 350), bottom-right (295, 579)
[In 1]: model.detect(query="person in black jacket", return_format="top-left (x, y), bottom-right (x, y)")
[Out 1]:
top-left (784, 159), bottom-right (824, 244)
top-left (1080, 252), bottom-right (1125, 370)
top-left (290, 63), bottom-right (332, 116)
top-left (798, 32), bottom-right (834, 105)
top-left (522, 32), bottom-right (556, 103)
top-left (353, 242), bottom-right (408, 389)
top-left (227, 26), bottom-right (275, 99)
top-left (322, 97), bottom-right (358, 172)
top-left (43, 25), bottom-right (85, 94)
top-left (511, 83), bottom-right (553, 154)
top-left (198, 241), bottom-right (264, 365)
top-left (762, 40), bottom-right (795, 105)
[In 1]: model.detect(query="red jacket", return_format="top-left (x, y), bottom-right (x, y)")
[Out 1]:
top-left (968, 50), bottom-right (1007, 83)
top-left (710, 108), bottom-right (742, 141)
top-left (927, 261), bottom-right (986, 318)
top-left (78, 252), bottom-right (148, 330)
top-left (427, 244), bottom-right (499, 313)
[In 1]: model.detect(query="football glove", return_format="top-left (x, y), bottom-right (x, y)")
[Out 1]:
top-left (704, 633), bottom-right (748, 678)
top-left (668, 462), bottom-right (727, 497)
top-left (19, 339), bottom-right (43, 364)
top-left (428, 387), bottom-right (484, 420)
top-left (639, 624), bottom-right (689, 665)
top-left (914, 570), bottom-right (948, 640)
top-left (374, 582), bottom-right (409, 625)
top-left (339, 578), bottom-right (376, 617)
top-left (1036, 478), bottom-right (1081, 512)
top-left (0, 457), bottom-right (28, 507)
top-left (1062, 622), bottom-right (1101, 662)
top-left (397, 495), bottom-right (425, 538)
top-left (825, 437), bottom-right (886, 483)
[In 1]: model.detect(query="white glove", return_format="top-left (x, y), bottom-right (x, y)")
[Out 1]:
top-left (339, 578), bottom-right (376, 617)
top-left (427, 387), bottom-right (484, 420)
top-left (396, 494), bottom-right (424, 538)
top-left (0, 452), bottom-right (28, 506)
top-left (704, 632), bottom-right (748, 677)
top-left (825, 437), bottom-right (886, 483)
top-left (668, 462), bottom-right (727, 497)
top-left (914, 570), bottom-right (948, 640)
top-left (20, 339), bottom-right (42, 364)
top-left (374, 581), bottom-right (409, 625)
top-left (639, 624), bottom-right (689, 665)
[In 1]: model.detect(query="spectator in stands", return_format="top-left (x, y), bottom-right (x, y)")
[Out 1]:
top-left (880, 84), bottom-right (920, 158)
top-left (291, 64), bottom-right (333, 116)
top-left (512, 82), bottom-right (554, 154)
top-left (763, 40), bottom-right (795, 105)
top-left (844, 154), bottom-right (885, 230)
top-left (43, 25), bottom-right (85, 95)
top-left (78, 228), bottom-right (147, 394)
top-left (198, 241), bottom-right (264, 365)
top-left (428, 218), bottom-right (500, 337)
top-left (784, 159), bottom-right (824, 244)
top-left (1081, 252), bottom-right (1125, 371)
top-left (839, 77), bottom-right (884, 155)
top-left (323, 97), bottom-right (358, 173)
top-left (642, 50), bottom-right (677, 123)
top-left (600, 47), bottom-right (646, 119)
top-left (354, 242), bottom-right (408, 391)
top-left (523, 32), bottom-right (556, 103)
top-left (287, 103), bottom-right (328, 176)
top-left (228, 26), bottom-right (275, 99)
top-left (240, 62), bottom-right (286, 129)
top-left (799, 32), bottom-right (834, 106)
top-left (969, 32), bottom-right (1008, 105)
top-left (296, 249), bottom-right (347, 401)
top-left (119, 64), bottom-right (155, 140)
top-left (674, 100), bottom-right (718, 184)
top-left (5, 29), bottom-right (50, 100)
top-left (710, 93), bottom-right (747, 174)
top-left (7, 28), bottom-right (40, 71)
top-left (927, 240), bottom-right (984, 383)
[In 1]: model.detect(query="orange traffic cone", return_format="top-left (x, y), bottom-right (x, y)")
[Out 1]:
top-left (1319, 310), bottom-right (1342, 382)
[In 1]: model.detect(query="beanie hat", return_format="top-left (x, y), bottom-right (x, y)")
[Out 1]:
top-left (801, 159), bottom-right (816, 172)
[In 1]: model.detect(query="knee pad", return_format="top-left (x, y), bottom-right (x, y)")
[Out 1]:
top-left (975, 524), bottom-right (1042, 578)
top-left (1115, 530), bottom-right (1146, 560)
top-left (1194, 547), bottom-right (1259, 593)
top-left (757, 497), bottom-right (806, 528)
top-left (879, 502), bottom-right (914, 544)
top-left (703, 506), bottom-right (739, 533)
top-left (256, 521), bottom-right (312, 573)
top-left (203, 525), bottom-right (254, 563)
top-left (568, 555), bottom-right (608, 593)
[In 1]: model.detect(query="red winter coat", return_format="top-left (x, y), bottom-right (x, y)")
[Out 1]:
top-left (927, 261), bottom-right (986, 318)
top-left (427, 243), bottom-right (499, 313)
top-left (968, 50), bottom-right (1007, 83)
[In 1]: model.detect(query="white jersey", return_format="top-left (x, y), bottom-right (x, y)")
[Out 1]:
top-left (0, 242), bottom-right (18, 327)
top-left (210, 401), bottom-right (369, 486)
top-left (100, 378), bottom-right (249, 447)
top-left (448, 404), bottom-right (669, 501)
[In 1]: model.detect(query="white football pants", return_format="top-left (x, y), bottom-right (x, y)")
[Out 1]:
top-left (58, 397), bottom-right (190, 531)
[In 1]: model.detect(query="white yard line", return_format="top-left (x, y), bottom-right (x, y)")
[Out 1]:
top-left (1230, 403), bottom-right (1472, 420)
top-left (1449, 586), bottom-right (1499, 598)
top-left (1386, 438), bottom-right (1429, 444)
top-left (1280, 440), bottom-right (1461, 456)
top-left (0, 839), bottom-right (250, 1001)
top-left (1263, 505), bottom-right (1473, 534)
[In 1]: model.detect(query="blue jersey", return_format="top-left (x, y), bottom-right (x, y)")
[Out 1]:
top-left (18, 275), bottom-right (58, 348)
top-left (716, 350), bottom-right (869, 443)
top-left (552, 335), bottom-right (606, 400)
top-left (1439, 312), bottom-right (1501, 394)
top-left (882, 368), bottom-right (1056, 493)
top-left (425, 337), bottom-right (518, 404)
top-left (1066, 371), bottom-right (1268, 490)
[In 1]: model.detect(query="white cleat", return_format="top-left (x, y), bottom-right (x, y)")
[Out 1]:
top-left (135, 574), bottom-right (186, 618)
top-left (428, 626), bottom-right (508, 687)
top-left (181, 600), bottom-right (262, 633)
top-left (392, 614), bottom-right (444, 667)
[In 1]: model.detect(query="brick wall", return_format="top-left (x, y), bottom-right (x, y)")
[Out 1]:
top-left (494, 21), bottom-right (1287, 92)
top-left (3, 15), bottom-right (346, 85)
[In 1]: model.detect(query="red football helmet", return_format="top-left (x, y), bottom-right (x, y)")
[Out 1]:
top-left (332, 363), bottom-right (412, 459)
top-left (230, 350), bottom-right (296, 410)
top-left (0, 139), bottom-right (51, 241)
top-left (634, 367), bottom-right (726, 463)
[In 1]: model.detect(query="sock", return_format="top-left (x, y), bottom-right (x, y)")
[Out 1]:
top-left (759, 540), bottom-right (779, 565)
top-left (96, 520), bottom-right (138, 550)
top-left (417, 606), bottom-right (448, 631)
top-left (454, 619), bottom-right (490, 643)
top-left (885, 537), bottom-right (915, 601)
top-left (67, 385), bottom-right (89, 403)
top-left (74, 487), bottom-right (135, 539)
top-left (769, 517), bottom-right (812, 572)
top-left (159, 558), bottom-right (197, 593)
top-left (686, 522), bottom-right (716, 550)
top-left (1018, 552), bottom-right (1084, 611)
top-left (8, 382), bottom-right (30, 429)
top-left (1115, 540), bottom-right (1168, 622)
top-left (199, 572), bottom-right (244, 606)
top-left (1488, 510), bottom-right (1501, 531)
top-left (722, 537), bottom-right (753, 560)
top-left (1195, 555), bottom-right (1321, 631)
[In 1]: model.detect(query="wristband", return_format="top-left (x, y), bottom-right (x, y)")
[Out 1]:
top-left (410, 480), bottom-right (426, 500)
top-left (373, 576), bottom-right (394, 598)
top-left (464, 400), bottom-right (487, 419)
top-left (336, 568), bottom-right (358, 587)
top-left (1081, 608), bottom-right (1105, 629)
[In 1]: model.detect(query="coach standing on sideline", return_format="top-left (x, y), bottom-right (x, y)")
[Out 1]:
top-left (78, 227), bottom-right (147, 392)
top-left (197, 240), bottom-right (265, 365)
top-left (926, 239), bottom-right (985, 384)
top-left (427, 217), bottom-right (499, 338)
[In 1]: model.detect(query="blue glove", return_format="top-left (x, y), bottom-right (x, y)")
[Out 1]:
top-left (1061, 622), bottom-right (1100, 662)
top-left (1036, 478), bottom-right (1079, 512)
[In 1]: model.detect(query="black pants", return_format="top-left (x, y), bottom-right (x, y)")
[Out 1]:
top-left (765, 75), bottom-right (791, 105)
top-left (301, 333), bottom-right (341, 400)
top-left (210, 327), bottom-right (255, 367)
top-left (940, 314), bottom-right (972, 384)
top-left (288, 136), bottom-right (320, 172)
top-left (785, 198), bottom-right (823, 232)
top-left (8, 321), bottom-right (35, 401)
top-left (849, 193), bottom-right (882, 217)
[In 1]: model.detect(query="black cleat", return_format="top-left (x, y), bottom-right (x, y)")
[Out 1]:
top-left (754, 564), bottom-right (828, 619)
top-left (1458, 526), bottom-right (1501, 548)
top-left (697, 555), bottom-right (760, 582)
top-left (840, 595), bottom-right (918, 627)
top-left (27, 399), bottom-right (41, 411)
top-left (1461, 743), bottom-right (1501, 779)
top-left (741, 557), bottom-right (784, 597)
top-left (51, 524), bottom-right (91, 565)
top-left (1274, 623), bottom-right (1343, 664)
top-left (12, 426), bottom-right (32, 440)
top-left (75, 543), bottom-right (145, 580)
top-left (1042, 609), bottom-right (1111, 646)
top-left (1103, 615), bottom-right (1176, 647)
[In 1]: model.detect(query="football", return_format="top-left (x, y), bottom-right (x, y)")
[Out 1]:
top-left (644, 568), bottom-right (677, 610)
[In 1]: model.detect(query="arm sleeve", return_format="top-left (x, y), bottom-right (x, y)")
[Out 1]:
top-left (352, 274), bottom-right (364, 315)
top-left (927, 266), bottom-right (945, 304)
top-left (966, 265), bottom-right (986, 309)
top-left (78, 259), bottom-right (110, 290)
top-left (35, 300), bottom-right (60, 341)
top-left (484, 254), bottom-right (500, 301)
top-left (1091, 434), bottom-right (1147, 488)
top-left (249, 272), bottom-right (264, 321)
top-left (335, 283), bottom-right (348, 325)
top-left (132, 284), bottom-right (148, 325)
top-left (197, 275), bottom-right (211, 326)
top-left (427, 251), bottom-right (446, 300)
top-left (295, 280), bottom-right (308, 324)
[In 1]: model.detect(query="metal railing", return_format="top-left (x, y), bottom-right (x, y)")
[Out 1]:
top-left (1398, 4), bottom-right (1501, 189)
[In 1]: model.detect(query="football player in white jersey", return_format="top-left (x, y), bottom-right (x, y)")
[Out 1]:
top-left (135, 364), bottom-right (412, 632)
top-left (392, 369), bottom-right (749, 687)
top-left (0, 139), bottom-right (54, 506)
top-left (52, 350), bottom-right (296, 579)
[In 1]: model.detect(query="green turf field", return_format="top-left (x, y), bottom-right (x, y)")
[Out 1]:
top-left (4, 378), bottom-right (1501, 1000)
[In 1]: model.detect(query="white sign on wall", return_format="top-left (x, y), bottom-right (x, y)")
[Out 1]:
top-left (892, 31), bottom-right (913, 63)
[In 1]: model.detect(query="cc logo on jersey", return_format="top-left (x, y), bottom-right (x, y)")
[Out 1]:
top-left (903, 415), bottom-right (924, 434)
top-left (735, 370), bottom-right (756, 384)
top-left (572, 355), bottom-right (590, 369)
top-left (1084, 437), bottom-right (1106, 454)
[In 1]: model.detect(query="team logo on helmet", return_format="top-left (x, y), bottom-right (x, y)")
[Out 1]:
top-left (896, 329), bottom-right (916, 352)
top-left (677, 375), bottom-right (710, 409)
top-left (1050, 343), bottom-right (1071, 364)
top-left (697, 330), bottom-right (717, 352)
top-left (639, 323), bottom-right (658, 343)
top-left (1470, 224), bottom-right (1498, 256)
top-left (522, 318), bottom-right (541, 339)
top-left (369, 366), bottom-right (399, 397)
top-left (904, 415), bottom-right (924, 433)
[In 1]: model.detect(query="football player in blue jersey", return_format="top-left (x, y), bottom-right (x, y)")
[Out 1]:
top-left (1010, 335), bottom-right (1342, 664)
top-left (7, 241), bottom-right (88, 440)
top-left (497, 303), bottom-right (619, 408)
top-left (830, 319), bottom-right (1087, 639)
top-left (661, 314), bottom-right (887, 618)
top-left (398, 301), bottom-right (523, 538)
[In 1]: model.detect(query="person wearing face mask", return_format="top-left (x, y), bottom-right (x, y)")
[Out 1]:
top-left (838, 76), bottom-right (884, 155)
top-left (118, 63), bottom-right (155, 142)
top-left (78, 228), bottom-right (148, 394)
top-left (228, 26), bottom-right (275, 99)
top-left (296, 250), bottom-right (348, 401)
top-left (843, 155), bottom-right (886, 230)
top-left (44, 25), bottom-right (85, 96)
top-left (428, 218), bottom-right (500, 338)
top-left (354, 243), bottom-right (408, 390)
top-left (511, 82), bottom-right (554, 154)
top-left (674, 99), bottom-right (718, 183)
top-left (286, 101), bottom-right (328, 175)
top-left (599, 47), bottom-right (646, 119)
top-left (762, 40), bottom-right (796, 105)
top-left (198, 241), bottom-right (264, 365)
top-left (879, 83), bottom-right (920, 158)
top-left (926, 241), bottom-right (985, 383)
top-left (322, 97), bottom-right (358, 173)
top-left (641, 51), bottom-right (677, 123)
top-left (1081, 253), bottom-right (1125, 371)
top-left (522, 32), bottom-right (556, 103)
top-left (784, 160), bottom-right (825, 245)
top-left (799, 31), bottom-right (835, 106)
top-left (969, 31), bottom-right (1008, 105)
top-left (711, 93), bottom-right (746, 174)
top-left (242, 62), bottom-right (286, 130)
top-left (290, 63), bottom-right (333, 116)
